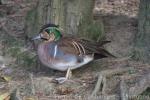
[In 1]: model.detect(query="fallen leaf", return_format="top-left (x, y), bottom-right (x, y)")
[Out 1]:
top-left (0, 76), bottom-right (11, 82)
top-left (57, 87), bottom-right (74, 95)
top-left (3, 76), bottom-right (11, 82)
top-left (0, 92), bottom-right (10, 100)
top-left (24, 96), bottom-right (37, 100)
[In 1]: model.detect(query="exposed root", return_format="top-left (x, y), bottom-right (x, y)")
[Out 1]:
top-left (120, 78), bottom-right (129, 100)
top-left (91, 67), bottom-right (132, 97)
top-left (30, 73), bottom-right (35, 95)
top-left (91, 62), bottom-right (150, 100)
top-left (91, 74), bottom-right (103, 96)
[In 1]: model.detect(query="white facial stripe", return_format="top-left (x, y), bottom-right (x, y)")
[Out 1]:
top-left (53, 45), bottom-right (58, 58)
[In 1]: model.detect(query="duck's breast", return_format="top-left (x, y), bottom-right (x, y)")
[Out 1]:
top-left (38, 42), bottom-right (78, 71)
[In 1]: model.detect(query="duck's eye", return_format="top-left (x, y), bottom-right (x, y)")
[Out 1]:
top-left (45, 29), bottom-right (51, 34)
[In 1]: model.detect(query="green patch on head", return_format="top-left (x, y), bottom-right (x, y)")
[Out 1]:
top-left (45, 27), bottom-right (62, 41)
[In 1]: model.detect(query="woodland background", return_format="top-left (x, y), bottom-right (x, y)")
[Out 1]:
top-left (0, 0), bottom-right (150, 100)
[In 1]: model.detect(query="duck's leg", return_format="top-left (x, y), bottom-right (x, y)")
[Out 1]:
top-left (65, 67), bottom-right (72, 79)
top-left (55, 67), bottom-right (72, 83)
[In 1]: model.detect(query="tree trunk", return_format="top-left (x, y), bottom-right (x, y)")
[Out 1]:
top-left (25, 0), bottom-right (104, 40)
top-left (24, 0), bottom-right (105, 70)
top-left (133, 0), bottom-right (150, 63)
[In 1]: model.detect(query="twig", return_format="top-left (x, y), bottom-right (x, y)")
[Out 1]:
top-left (100, 67), bottom-right (133, 78)
top-left (10, 88), bottom-right (22, 100)
top-left (91, 67), bottom-right (133, 97)
top-left (120, 78), bottom-right (129, 100)
top-left (91, 74), bottom-right (103, 96)
top-left (112, 56), bottom-right (132, 62)
top-left (30, 73), bottom-right (35, 95)
top-left (102, 76), bottom-right (106, 95)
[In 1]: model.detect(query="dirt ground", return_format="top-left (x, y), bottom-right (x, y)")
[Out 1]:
top-left (1, 0), bottom-right (150, 100)
top-left (1, 58), bottom-right (150, 100)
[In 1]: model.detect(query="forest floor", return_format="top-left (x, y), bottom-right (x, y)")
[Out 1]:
top-left (1, 58), bottom-right (150, 100)
top-left (1, 0), bottom-right (150, 100)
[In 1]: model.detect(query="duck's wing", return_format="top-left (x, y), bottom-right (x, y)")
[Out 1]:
top-left (77, 38), bottom-right (115, 59)
top-left (57, 37), bottom-right (81, 55)
top-left (58, 37), bottom-right (115, 59)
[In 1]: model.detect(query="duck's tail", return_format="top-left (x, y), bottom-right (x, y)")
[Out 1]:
top-left (75, 39), bottom-right (116, 59)
top-left (94, 48), bottom-right (116, 59)
top-left (93, 40), bottom-right (116, 59)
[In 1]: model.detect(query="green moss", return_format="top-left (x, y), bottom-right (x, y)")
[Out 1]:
top-left (0, 33), bottom-right (36, 68)
top-left (7, 47), bottom-right (37, 68)
top-left (25, 6), bottom-right (39, 37)
top-left (131, 88), bottom-right (150, 100)
top-left (2, 36), bottom-right (23, 46)
top-left (86, 21), bottom-right (104, 41)
top-left (1, 34), bottom-right (23, 56)
top-left (141, 88), bottom-right (150, 96)
top-left (16, 52), bottom-right (37, 68)
top-left (7, 47), bottom-right (21, 57)
top-left (132, 48), bottom-right (150, 63)
top-left (78, 20), bottom-right (104, 41)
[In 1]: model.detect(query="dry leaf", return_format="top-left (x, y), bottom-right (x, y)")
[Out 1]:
top-left (0, 92), bottom-right (10, 100)
top-left (0, 76), bottom-right (11, 82)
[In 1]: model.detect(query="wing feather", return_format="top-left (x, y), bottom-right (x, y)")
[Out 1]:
top-left (57, 37), bottom-right (115, 59)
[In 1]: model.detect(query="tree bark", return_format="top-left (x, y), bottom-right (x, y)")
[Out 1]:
top-left (25, 0), bottom-right (104, 40)
top-left (133, 0), bottom-right (150, 63)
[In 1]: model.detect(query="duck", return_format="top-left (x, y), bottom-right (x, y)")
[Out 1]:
top-left (32, 23), bottom-right (115, 83)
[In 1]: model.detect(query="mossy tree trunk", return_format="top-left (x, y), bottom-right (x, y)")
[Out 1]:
top-left (25, 0), bottom-right (104, 40)
top-left (134, 0), bottom-right (150, 63)
top-left (23, 0), bottom-right (105, 70)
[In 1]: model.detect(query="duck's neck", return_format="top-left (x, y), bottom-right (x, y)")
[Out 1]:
top-left (38, 41), bottom-right (58, 59)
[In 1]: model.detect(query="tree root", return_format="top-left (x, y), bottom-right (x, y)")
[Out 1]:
top-left (91, 62), bottom-right (150, 100)
top-left (91, 67), bottom-right (132, 96)
top-left (91, 74), bottom-right (103, 96)
top-left (120, 79), bottom-right (129, 100)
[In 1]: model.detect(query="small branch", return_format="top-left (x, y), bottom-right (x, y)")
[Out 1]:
top-left (100, 67), bottom-right (133, 77)
top-left (30, 73), bottom-right (35, 95)
top-left (102, 76), bottom-right (106, 95)
top-left (112, 56), bottom-right (132, 62)
top-left (91, 67), bottom-right (133, 97)
top-left (120, 78), bottom-right (129, 100)
top-left (10, 88), bottom-right (22, 100)
top-left (91, 74), bottom-right (103, 96)
top-left (128, 72), bottom-right (150, 97)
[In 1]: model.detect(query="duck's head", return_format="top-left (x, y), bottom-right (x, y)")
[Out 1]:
top-left (32, 24), bottom-right (62, 42)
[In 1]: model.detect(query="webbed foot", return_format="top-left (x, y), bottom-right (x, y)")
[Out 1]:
top-left (55, 77), bottom-right (67, 84)
top-left (55, 68), bottom-right (72, 84)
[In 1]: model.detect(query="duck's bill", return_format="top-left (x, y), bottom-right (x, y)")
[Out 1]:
top-left (32, 34), bottom-right (41, 40)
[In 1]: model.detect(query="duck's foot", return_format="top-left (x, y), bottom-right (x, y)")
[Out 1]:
top-left (55, 68), bottom-right (72, 84)
top-left (55, 77), bottom-right (67, 84)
